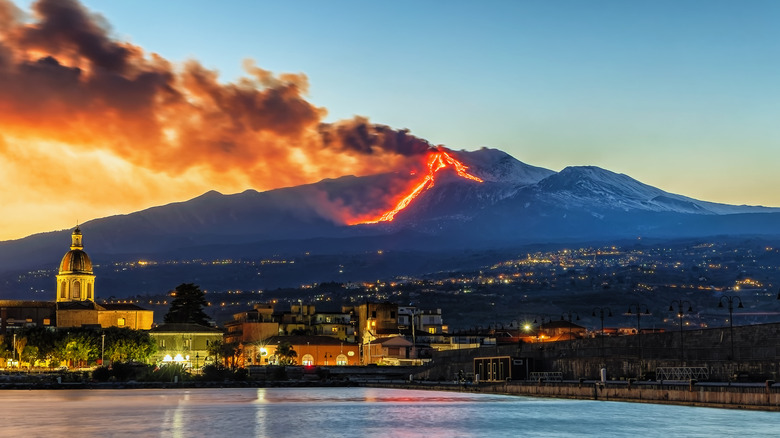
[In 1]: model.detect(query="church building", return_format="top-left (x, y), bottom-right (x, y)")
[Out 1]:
top-left (0, 227), bottom-right (154, 333)
top-left (55, 227), bottom-right (153, 330)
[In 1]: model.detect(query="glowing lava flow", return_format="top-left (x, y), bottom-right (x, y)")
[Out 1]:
top-left (357, 149), bottom-right (483, 224)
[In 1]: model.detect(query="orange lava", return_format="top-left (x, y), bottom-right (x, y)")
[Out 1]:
top-left (354, 148), bottom-right (483, 224)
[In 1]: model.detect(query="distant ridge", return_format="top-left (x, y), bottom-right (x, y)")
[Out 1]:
top-left (1, 147), bottom-right (779, 274)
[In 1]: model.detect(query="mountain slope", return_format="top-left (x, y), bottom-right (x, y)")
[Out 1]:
top-left (2, 147), bottom-right (780, 274)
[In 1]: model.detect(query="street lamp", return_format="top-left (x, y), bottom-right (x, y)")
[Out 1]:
top-left (718, 295), bottom-right (744, 361)
top-left (101, 333), bottom-right (105, 367)
top-left (195, 352), bottom-right (200, 372)
top-left (625, 304), bottom-right (651, 366)
top-left (531, 316), bottom-right (551, 342)
top-left (560, 312), bottom-right (580, 340)
top-left (591, 307), bottom-right (612, 360)
top-left (669, 300), bottom-right (694, 364)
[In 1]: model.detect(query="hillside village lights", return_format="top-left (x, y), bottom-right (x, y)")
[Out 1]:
top-left (718, 295), bottom-right (744, 362)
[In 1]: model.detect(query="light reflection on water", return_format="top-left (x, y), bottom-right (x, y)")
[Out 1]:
top-left (1, 387), bottom-right (777, 437)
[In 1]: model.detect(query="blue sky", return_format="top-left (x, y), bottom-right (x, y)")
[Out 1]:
top-left (82, 0), bottom-right (778, 205)
top-left (4, 0), bottom-right (779, 239)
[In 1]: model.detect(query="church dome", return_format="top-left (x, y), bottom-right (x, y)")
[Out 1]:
top-left (58, 226), bottom-right (93, 274)
top-left (59, 249), bottom-right (93, 274)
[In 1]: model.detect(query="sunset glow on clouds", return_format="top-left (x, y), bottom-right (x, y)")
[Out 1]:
top-left (2, 0), bottom-right (780, 241)
top-left (0, 0), bottom-right (433, 240)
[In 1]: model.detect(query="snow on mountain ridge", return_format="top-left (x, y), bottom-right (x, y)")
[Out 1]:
top-left (533, 165), bottom-right (780, 215)
top-left (456, 147), bottom-right (555, 186)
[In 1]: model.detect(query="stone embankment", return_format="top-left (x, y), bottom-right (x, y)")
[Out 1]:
top-left (365, 379), bottom-right (780, 411)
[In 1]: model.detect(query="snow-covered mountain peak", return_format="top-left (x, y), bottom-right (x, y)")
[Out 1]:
top-left (454, 147), bottom-right (555, 186)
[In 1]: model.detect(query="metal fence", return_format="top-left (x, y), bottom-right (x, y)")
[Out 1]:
top-left (655, 367), bottom-right (709, 381)
top-left (530, 371), bottom-right (563, 381)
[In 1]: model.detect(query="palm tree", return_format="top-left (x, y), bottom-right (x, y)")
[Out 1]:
top-left (276, 342), bottom-right (297, 365)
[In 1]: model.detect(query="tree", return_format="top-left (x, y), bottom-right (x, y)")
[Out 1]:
top-left (21, 345), bottom-right (39, 366)
top-left (276, 342), bottom-right (297, 365)
top-left (103, 327), bottom-right (157, 363)
top-left (164, 283), bottom-right (211, 325)
top-left (18, 326), bottom-right (58, 363)
top-left (58, 335), bottom-right (94, 368)
top-left (14, 336), bottom-right (27, 364)
top-left (207, 340), bottom-right (240, 369)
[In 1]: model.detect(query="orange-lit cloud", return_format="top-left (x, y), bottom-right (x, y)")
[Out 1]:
top-left (0, 0), bottom-right (432, 240)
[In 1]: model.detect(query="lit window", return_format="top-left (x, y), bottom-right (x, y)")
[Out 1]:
top-left (428, 327), bottom-right (436, 334)
top-left (302, 354), bottom-right (314, 366)
top-left (336, 354), bottom-right (348, 365)
top-left (117, 318), bottom-right (126, 326)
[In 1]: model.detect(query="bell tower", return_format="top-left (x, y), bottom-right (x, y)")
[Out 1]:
top-left (56, 227), bottom-right (96, 302)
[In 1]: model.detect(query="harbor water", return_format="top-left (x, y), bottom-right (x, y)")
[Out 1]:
top-left (1, 387), bottom-right (777, 437)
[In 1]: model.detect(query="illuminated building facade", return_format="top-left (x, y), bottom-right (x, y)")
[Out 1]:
top-left (55, 227), bottom-right (153, 329)
top-left (55, 227), bottom-right (95, 303)
top-left (149, 323), bottom-right (223, 368)
top-left (260, 335), bottom-right (359, 366)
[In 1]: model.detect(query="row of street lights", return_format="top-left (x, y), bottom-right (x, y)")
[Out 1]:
top-left (522, 294), bottom-right (753, 366)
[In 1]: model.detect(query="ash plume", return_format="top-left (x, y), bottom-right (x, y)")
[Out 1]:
top-left (0, 0), bottom-right (433, 221)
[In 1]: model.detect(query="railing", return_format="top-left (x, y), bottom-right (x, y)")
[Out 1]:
top-left (656, 367), bottom-right (709, 381)
top-left (530, 372), bottom-right (563, 382)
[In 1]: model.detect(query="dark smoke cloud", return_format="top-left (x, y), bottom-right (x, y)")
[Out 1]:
top-left (320, 117), bottom-right (432, 156)
top-left (0, 0), bottom-right (432, 185)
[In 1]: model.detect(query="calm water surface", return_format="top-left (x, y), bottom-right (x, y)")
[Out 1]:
top-left (0, 387), bottom-right (777, 437)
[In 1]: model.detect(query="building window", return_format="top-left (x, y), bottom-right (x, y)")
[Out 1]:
top-left (371, 311), bottom-right (376, 318)
top-left (60, 281), bottom-right (67, 299)
top-left (160, 340), bottom-right (166, 348)
top-left (301, 354), bottom-right (314, 366)
top-left (331, 327), bottom-right (338, 333)
top-left (428, 327), bottom-right (436, 334)
top-left (87, 284), bottom-right (93, 300)
top-left (390, 311), bottom-right (396, 318)
top-left (336, 354), bottom-right (348, 365)
top-left (117, 318), bottom-right (126, 326)
top-left (72, 280), bottom-right (81, 300)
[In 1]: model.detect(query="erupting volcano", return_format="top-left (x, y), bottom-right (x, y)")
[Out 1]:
top-left (354, 148), bottom-right (484, 225)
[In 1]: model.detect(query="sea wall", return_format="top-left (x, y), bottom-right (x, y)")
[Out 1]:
top-left (480, 380), bottom-right (780, 411)
top-left (367, 380), bottom-right (780, 411)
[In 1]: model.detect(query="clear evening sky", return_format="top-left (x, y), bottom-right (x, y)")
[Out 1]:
top-left (2, 0), bottom-right (779, 241)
